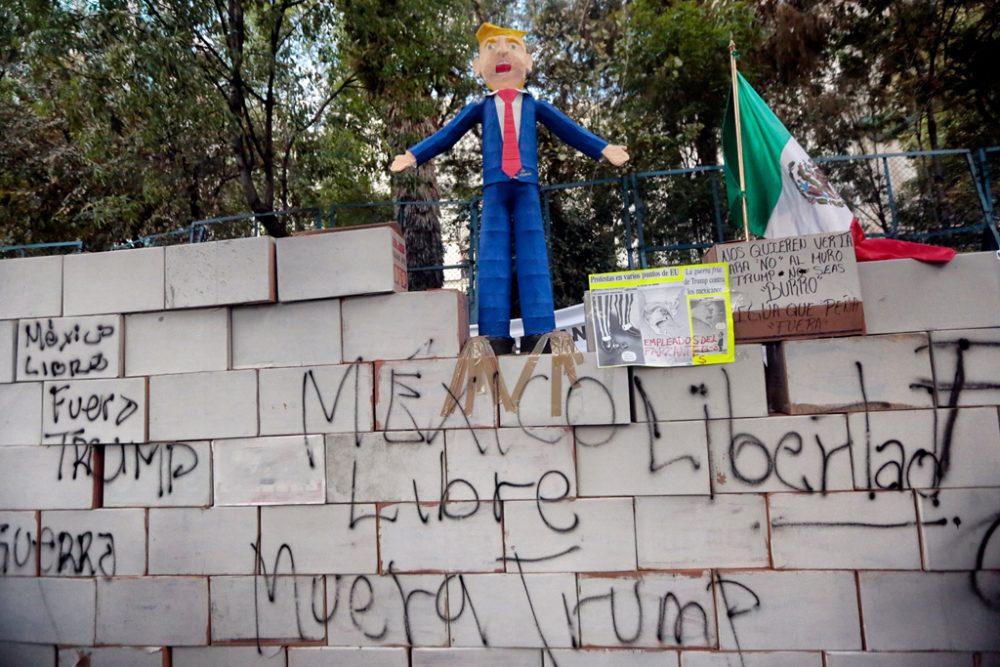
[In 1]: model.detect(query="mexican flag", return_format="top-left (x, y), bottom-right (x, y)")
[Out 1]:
top-left (722, 72), bottom-right (955, 262)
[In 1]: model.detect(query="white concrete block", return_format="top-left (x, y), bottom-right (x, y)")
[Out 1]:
top-left (824, 652), bottom-right (973, 667)
top-left (0, 445), bottom-right (95, 510)
top-left (0, 511), bottom-right (37, 576)
top-left (58, 647), bottom-right (167, 667)
top-left (0, 642), bottom-right (55, 667)
top-left (0, 320), bottom-right (14, 383)
top-left (39, 508), bottom-right (145, 576)
top-left (577, 573), bottom-right (715, 648)
top-left (342, 290), bottom-right (467, 362)
top-left (414, 648), bottom-right (542, 666)
top-left (165, 236), bottom-right (275, 309)
top-left (635, 495), bottom-right (769, 569)
top-left (918, 487), bottom-right (1000, 570)
top-left (16, 315), bottom-right (122, 381)
top-left (173, 647), bottom-right (285, 667)
top-left (233, 299), bottom-right (342, 369)
top-left (847, 408), bottom-right (1000, 492)
top-left (103, 441), bottom-right (212, 507)
top-left (325, 574), bottom-right (449, 647)
top-left (769, 490), bottom-right (921, 569)
top-left (125, 308), bottom-right (229, 376)
top-left (544, 649), bottom-right (679, 666)
top-left (0, 577), bottom-right (95, 644)
top-left (259, 363), bottom-right (374, 436)
top-left (213, 435), bottom-right (325, 505)
top-left (96, 576), bottom-right (208, 645)
top-left (447, 573), bottom-right (578, 648)
top-left (259, 504), bottom-right (377, 574)
top-left (326, 431), bottom-right (442, 504)
top-left (378, 502), bottom-right (503, 573)
top-left (632, 345), bottom-right (768, 422)
top-left (289, 647), bottom-right (409, 667)
top-left (148, 506), bottom-right (257, 575)
top-left (707, 414), bottom-right (854, 493)
top-left (148, 370), bottom-right (257, 441)
top-left (210, 575), bottom-right (325, 642)
top-left (714, 571), bottom-right (861, 650)
top-left (0, 254), bottom-right (62, 319)
top-left (0, 382), bottom-right (41, 445)
top-left (681, 652), bottom-right (823, 667)
top-left (576, 421), bottom-right (710, 496)
top-left (42, 377), bottom-right (146, 445)
top-left (504, 498), bottom-right (636, 573)
top-left (445, 427), bottom-right (575, 502)
top-left (375, 357), bottom-right (496, 433)
top-left (927, 328), bottom-right (1000, 407)
top-left (64, 247), bottom-right (164, 315)
top-left (859, 251), bottom-right (1000, 334)
top-left (859, 571), bottom-right (1000, 650)
top-left (775, 333), bottom-right (934, 414)
top-left (276, 225), bottom-right (407, 302)
top-left (498, 353), bottom-right (630, 428)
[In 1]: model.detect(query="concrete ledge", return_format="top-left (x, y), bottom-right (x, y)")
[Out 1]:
top-left (859, 251), bottom-right (1000, 334)
top-left (0, 255), bottom-right (62, 320)
top-left (63, 247), bottom-right (165, 315)
top-left (165, 236), bottom-right (275, 309)
top-left (276, 224), bottom-right (407, 302)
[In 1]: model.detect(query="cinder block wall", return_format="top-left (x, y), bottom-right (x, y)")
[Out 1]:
top-left (1, 232), bottom-right (998, 667)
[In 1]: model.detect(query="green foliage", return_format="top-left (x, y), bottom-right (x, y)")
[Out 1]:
top-left (1, 0), bottom-right (997, 277)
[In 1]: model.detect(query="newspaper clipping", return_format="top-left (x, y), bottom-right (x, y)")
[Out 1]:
top-left (588, 263), bottom-right (735, 368)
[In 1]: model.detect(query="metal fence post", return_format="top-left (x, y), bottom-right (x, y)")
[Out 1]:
top-left (970, 149), bottom-right (1000, 249)
top-left (619, 176), bottom-right (635, 269)
top-left (882, 156), bottom-right (899, 237)
top-left (631, 173), bottom-right (648, 269)
top-left (708, 168), bottom-right (725, 243)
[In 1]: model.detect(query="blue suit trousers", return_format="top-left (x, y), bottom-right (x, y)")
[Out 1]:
top-left (478, 181), bottom-right (556, 337)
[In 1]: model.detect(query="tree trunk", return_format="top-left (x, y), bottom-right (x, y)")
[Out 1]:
top-left (391, 114), bottom-right (445, 291)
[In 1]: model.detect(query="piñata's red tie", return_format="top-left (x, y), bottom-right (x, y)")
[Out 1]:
top-left (497, 88), bottom-right (521, 178)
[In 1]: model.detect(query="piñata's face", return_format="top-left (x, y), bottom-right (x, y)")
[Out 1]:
top-left (474, 35), bottom-right (532, 91)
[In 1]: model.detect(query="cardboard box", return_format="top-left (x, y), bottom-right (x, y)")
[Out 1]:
top-left (704, 231), bottom-right (865, 342)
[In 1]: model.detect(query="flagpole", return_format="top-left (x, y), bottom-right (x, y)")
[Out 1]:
top-left (729, 40), bottom-right (751, 242)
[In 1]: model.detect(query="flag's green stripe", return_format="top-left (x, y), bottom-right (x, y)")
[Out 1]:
top-left (722, 73), bottom-right (791, 236)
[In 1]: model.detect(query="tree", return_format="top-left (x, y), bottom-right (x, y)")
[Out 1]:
top-left (138, 0), bottom-right (358, 238)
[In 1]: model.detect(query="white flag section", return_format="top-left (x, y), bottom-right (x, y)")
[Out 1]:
top-left (767, 137), bottom-right (853, 238)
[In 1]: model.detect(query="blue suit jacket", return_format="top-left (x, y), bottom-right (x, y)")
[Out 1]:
top-left (408, 93), bottom-right (609, 186)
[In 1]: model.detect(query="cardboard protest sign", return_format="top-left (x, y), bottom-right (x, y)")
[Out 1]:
top-left (704, 230), bottom-right (865, 342)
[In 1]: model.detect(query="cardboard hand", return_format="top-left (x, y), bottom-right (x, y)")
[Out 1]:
top-left (602, 144), bottom-right (630, 166)
top-left (390, 151), bottom-right (417, 172)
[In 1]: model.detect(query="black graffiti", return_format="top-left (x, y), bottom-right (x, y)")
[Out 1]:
top-left (0, 523), bottom-right (36, 574)
top-left (971, 513), bottom-right (1000, 611)
top-left (21, 320), bottom-right (117, 379)
top-left (54, 439), bottom-right (95, 481)
top-left (301, 363), bottom-right (366, 463)
top-left (574, 577), bottom-right (711, 647)
top-left (23, 353), bottom-right (110, 379)
top-left (102, 442), bottom-right (199, 498)
top-left (38, 528), bottom-right (115, 576)
top-left (23, 319), bottom-right (115, 352)
top-left (48, 384), bottom-right (138, 427)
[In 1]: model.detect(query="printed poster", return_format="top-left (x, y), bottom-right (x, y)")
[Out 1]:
top-left (588, 263), bottom-right (735, 368)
